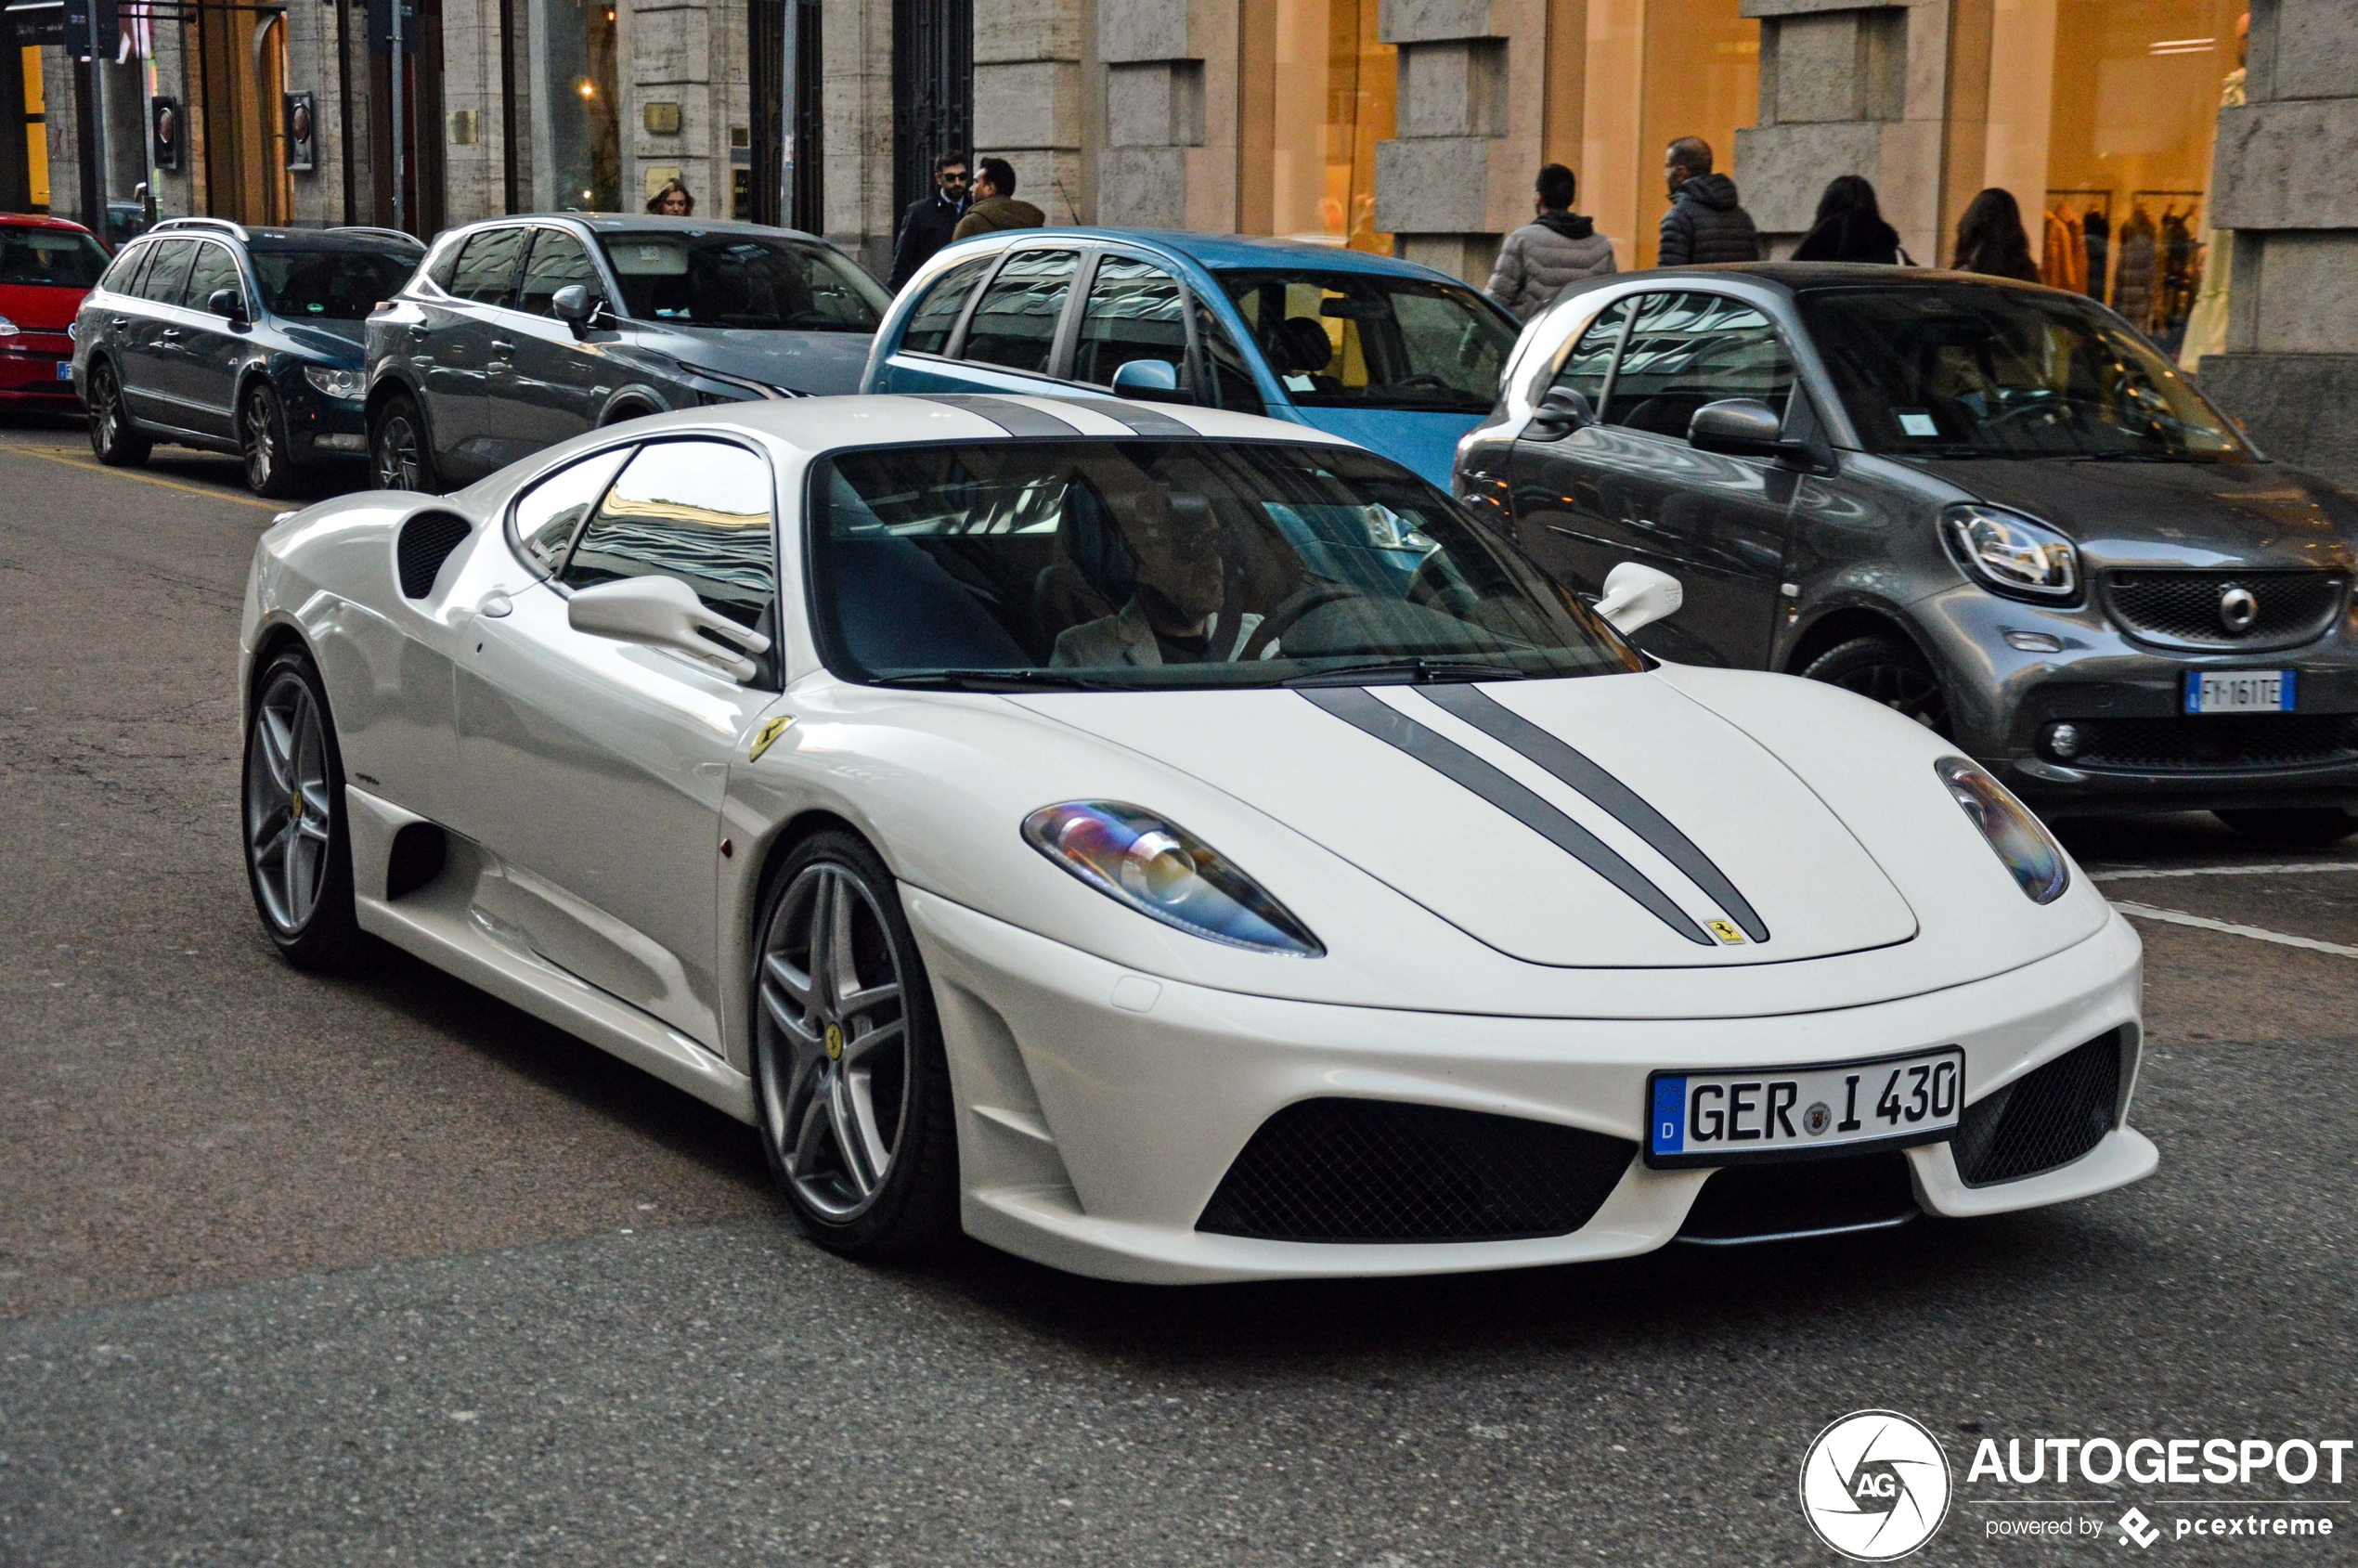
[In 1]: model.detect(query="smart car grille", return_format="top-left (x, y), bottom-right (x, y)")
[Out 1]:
top-left (1675, 1150), bottom-right (1918, 1244)
top-left (1950, 1029), bottom-right (2127, 1187)
top-left (395, 511), bottom-right (473, 599)
top-left (2063, 715), bottom-right (2358, 772)
top-left (2104, 570), bottom-right (2345, 653)
top-left (1195, 1098), bottom-right (1635, 1244)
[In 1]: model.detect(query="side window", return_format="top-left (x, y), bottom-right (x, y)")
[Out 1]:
top-left (97, 243), bottom-right (147, 294)
top-left (508, 445), bottom-right (634, 575)
top-left (1070, 255), bottom-right (1186, 386)
top-left (958, 249), bottom-right (1079, 375)
top-left (900, 255), bottom-right (991, 356)
top-left (448, 227), bottom-right (528, 306)
top-left (1192, 300), bottom-right (1266, 417)
top-left (424, 238), bottom-right (463, 293)
top-left (560, 440), bottom-right (777, 634)
top-left (136, 240), bottom-right (195, 304)
top-left (181, 242), bottom-right (244, 315)
top-left (1602, 292), bottom-right (1794, 440)
top-left (1544, 297), bottom-right (1630, 412)
top-left (515, 229), bottom-right (604, 317)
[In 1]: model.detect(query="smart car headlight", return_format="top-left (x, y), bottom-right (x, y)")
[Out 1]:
top-left (1935, 756), bottom-right (2068, 904)
top-left (303, 365), bottom-right (366, 399)
top-left (1022, 801), bottom-right (1324, 956)
top-left (1940, 503), bottom-right (2079, 602)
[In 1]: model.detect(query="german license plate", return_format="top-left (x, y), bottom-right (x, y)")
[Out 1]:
top-left (56, 360), bottom-right (73, 381)
top-left (2185, 669), bottom-right (2292, 714)
top-left (1644, 1047), bottom-right (1964, 1168)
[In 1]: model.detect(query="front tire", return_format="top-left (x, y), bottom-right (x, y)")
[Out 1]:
top-left (369, 393), bottom-right (439, 493)
top-left (85, 360), bottom-right (151, 466)
top-left (751, 831), bottom-right (958, 1260)
top-left (240, 382), bottom-right (301, 499)
top-left (241, 648), bottom-right (359, 969)
top-left (1801, 635), bottom-right (1952, 735)
top-left (2213, 807), bottom-right (2358, 846)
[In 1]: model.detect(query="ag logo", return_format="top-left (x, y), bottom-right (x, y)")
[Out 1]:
top-left (1799, 1410), bottom-right (1951, 1561)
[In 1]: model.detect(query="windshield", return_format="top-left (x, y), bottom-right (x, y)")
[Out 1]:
top-left (1799, 285), bottom-right (2250, 461)
top-left (0, 227), bottom-right (109, 288)
top-left (1217, 270), bottom-right (1517, 414)
top-left (597, 231), bottom-right (890, 331)
top-left (809, 440), bottom-right (1640, 691)
top-left (249, 245), bottom-right (421, 319)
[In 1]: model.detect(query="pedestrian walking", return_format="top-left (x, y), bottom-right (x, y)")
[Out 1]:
top-left (1950, 188), bottom-right (2040, 281)
top-left (1484, 162), bottom-right (1616, 320)
top-left (1791, 175), bottom-right (1903, 264)
top-left (646, 178), bottom-right (694, 217)
top-left (1656, 137), bottom-right (1761, 266)
top-left (888, 152), bottom-right (971, 290)
top-left (950, 159), bottom-right (1045, 244)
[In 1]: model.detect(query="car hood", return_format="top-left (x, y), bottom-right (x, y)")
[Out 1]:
top-left (279, 320), bottom-right (368, 358)
top-left (1012, 672), bottom-right (1919, 968)
top-left (634, 325), bottom-right (875, 395)
top-left (1, 283), bottom-right (86, 330)
top-left (1910, 456), bottom-right (2358, 572)
top-left (1287, 407), bottom-right (1485, 490)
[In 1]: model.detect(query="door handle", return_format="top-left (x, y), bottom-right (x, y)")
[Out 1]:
top-left (407, 325), bottom-right (430, 342)
top-left (490, 339), bottom-right (515, 356)
top-left (159, 328), bottom-right (183, 341)
top-left (110, 316), bottom-right (130, 329)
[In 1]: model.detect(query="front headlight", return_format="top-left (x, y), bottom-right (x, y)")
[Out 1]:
top-left (1940, 503), bottom-right (2079, 602)
top-left (303, 365), bottom-right (366, 399)
top-left (1022, 801), bottom-right (1325, 957)
top-left (1935, 757), bottom-right (2068, 904)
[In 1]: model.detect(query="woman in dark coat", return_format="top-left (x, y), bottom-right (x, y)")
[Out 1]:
top-left (1950, 188), bottom-right (2041, 280)
top-left (1792, 175), bottom-right (1901, 264)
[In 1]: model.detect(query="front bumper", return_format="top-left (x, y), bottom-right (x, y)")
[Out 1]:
top-left (906, 889), bottom-right (2151, 1284)
top-left (279, 367), bottom-right (369, 462)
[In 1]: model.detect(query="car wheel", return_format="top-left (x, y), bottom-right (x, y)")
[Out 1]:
top-left (751, 830), bottom-right (958, 1259)
top-left (369, 394), bottom-right (439, 493)
top-left (1802, 635), bottom-right (1952, 735)
top-left (2212, 808), bottom-right (2358, 846)
top-left (240, 382), bottom-right (302, 499)
top-left (85, 360), bottom-right (151, 467)
top-left (241, 648), bottom-right (360, 969)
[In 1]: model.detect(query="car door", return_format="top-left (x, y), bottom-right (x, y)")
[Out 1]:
top-left (423, 226), bottom-right (529, 483)
top-left (1512, 290), bottom-right (1800, 668)
top-left (485, 225), bottom-right (616, 464)
top-left (452, 436), bottom-right (780, 1047)
top-left (865, 253), bottom-right (1001, 394)
top-left (165, 239), bottom-right (250, 440)
top-left (115, 238), bottom-right (194, 424)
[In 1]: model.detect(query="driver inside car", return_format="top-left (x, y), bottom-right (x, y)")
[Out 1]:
top-left (1051, 488), bottom-right (1265, 667)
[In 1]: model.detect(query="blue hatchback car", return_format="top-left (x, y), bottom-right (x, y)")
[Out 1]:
top-left (861, 229), bottom-right (1521, 488)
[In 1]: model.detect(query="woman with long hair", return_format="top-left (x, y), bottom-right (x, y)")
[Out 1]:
top-left (647, 178), bottom-right (695, 217)
top-left (1792, 175), bottom-right (1901, 264)
top-left (1950, 188), bottom-right (2039, 280)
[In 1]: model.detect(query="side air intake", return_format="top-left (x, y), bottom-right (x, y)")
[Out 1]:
top-left (1950, 1028), bottom-right (2129, 1186)
top-left (396, 512), bottom-right (472, 599)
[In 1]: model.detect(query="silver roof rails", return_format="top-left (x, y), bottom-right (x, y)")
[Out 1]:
top-left (331, 226), bottom-right (426, 246)
top-left (149, 215), bottom-right (250, 240)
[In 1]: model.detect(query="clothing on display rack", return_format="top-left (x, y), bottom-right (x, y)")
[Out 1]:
top-left (2153, 206), bottom-right (2200, 352)
top-left (2041, 207), bottom-right (2087, 293)
top-left (2114, 206), bottom-right (2157, 334)
top-left (2081, 208), bottom-right (2109, 302)
top-left (2179, 63), bottom-right (2247, 370)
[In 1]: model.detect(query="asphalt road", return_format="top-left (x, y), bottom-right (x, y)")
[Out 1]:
top-left (3, 419), bottom-right (2354, 1566)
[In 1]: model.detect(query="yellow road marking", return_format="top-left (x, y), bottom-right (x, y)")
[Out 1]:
top-left (0, 441), bottom-right (283, 512)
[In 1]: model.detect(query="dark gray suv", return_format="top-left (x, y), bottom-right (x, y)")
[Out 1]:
top-left (1456, 265), bottom-right (2358, 842)
top-left (364, 214), bottom-right (889, 491)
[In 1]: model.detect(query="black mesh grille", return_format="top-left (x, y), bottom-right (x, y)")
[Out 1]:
top-left (2105, 570), bottom-right (2345, 653)
top-left (396, 512), bottom-right (473, 599)
top-left (2060, 715), bottom-right (2358, 772)
top-left (1197, 1099), bottom-right (1635, 1243)
top-left (1677, 1150), bottom-right (1918, 1244)
top-left (1951, 1030), bottom-right (2127, 1186)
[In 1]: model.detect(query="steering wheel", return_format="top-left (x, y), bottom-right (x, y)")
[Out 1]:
top-left (1238, 580), bottom-right (1363, 660)
top-left (1980, 395), bottom-right (2071, 434)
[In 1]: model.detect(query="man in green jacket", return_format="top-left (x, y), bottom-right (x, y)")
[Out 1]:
top-left (951, 158), bottom-right (1045, 243)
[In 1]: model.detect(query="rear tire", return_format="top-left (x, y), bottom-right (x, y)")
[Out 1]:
top-left (2213, 808), bottom-right (2358, 846)
top-left (240, 382), bottom-right (302, 499)
top-left (85, 360), bottom-right (151, 467)
top-left (369, 393), bottom-right (439, 493)
top-left (1801, 635), bottom-right (1951, 735)
top-left (241, 648), bottom-right (360, 969)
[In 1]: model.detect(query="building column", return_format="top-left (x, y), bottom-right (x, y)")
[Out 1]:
top-left (1374, 0), bottom-right (1544, 286)
top-left (2197, 0), bottom-right (2358, 487)
top-left (974, 0), bottom-right (1085, 222)
top-left (819, 0), bottom-right (891, 275)
top-left (1098, 0), bottom-right (1232, 231)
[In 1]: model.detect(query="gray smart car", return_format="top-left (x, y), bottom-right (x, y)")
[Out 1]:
top-left (1455, 265), bottom-right (2358, 843)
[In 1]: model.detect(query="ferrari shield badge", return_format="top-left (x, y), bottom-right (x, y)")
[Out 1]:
top-left (748, 715), bottom-right (793, 762)
top-left (1705, 920), bottom-right (1746, 945)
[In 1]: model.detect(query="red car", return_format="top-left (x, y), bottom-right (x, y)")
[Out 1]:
top-left (0, 214), bottom-right (110, 410)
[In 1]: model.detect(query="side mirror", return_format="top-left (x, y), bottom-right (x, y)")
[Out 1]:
top-left (207, 288), bottom-right (250, 328)
top-left (1523, 383), bottom-right (1594, 440)
top-left (1110, 356), bottom-right (1192, 405)
top-left (551, 283), bottom-right (601, 336)
top-left (1594, 561), bottom-right (1682, 637)
top-left (1689, 397), bottom-right (1800, 460)
top-left (566, 574), bottom-right (771, 683)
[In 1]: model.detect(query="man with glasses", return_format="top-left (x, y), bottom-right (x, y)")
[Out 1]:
top-left (888, 153), bottom-right (972, 291)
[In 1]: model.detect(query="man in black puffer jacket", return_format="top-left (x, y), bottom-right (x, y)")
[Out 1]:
top-left (1657, 137), bottom-right (1762, 266)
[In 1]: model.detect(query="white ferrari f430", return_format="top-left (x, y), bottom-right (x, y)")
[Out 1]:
top-left (239, 395), bottom-right (2153, 1281)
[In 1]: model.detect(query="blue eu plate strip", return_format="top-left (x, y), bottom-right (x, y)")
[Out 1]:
top-left (1651, 1076), bottom-right (1687, 1157)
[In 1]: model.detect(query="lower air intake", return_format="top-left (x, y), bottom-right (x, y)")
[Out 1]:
top-left (1196, 1098), bottom-right (1634, 1244)
top-left (1676, 1150), bottom-right (1919, 1245)
top-left (1950, 1028), bottom-right (2128, 1186)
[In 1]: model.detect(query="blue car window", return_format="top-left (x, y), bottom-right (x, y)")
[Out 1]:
top-left (959, 249), bottom-right (1079, 375)
top-left (1191, 300), bottom-right (1265, 417)
top-left (1071, 255), bottom-right (1186, 387)
top-left (900, 255), bottom-right (993, 356)
top-left (1220, 269), bottom-right (1515, 413)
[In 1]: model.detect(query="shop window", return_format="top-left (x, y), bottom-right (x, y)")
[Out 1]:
top-left (1632, 0), bottom-right (1759, 269)
top-left (536, 0), bottom-right (620, 210)
top-left (1267, 0), bottom-right (1394, 253)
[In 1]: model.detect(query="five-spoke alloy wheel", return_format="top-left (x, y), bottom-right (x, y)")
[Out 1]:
top-left (85, 360), bottom-right (152, 467)
top-left (241, 649), bottom-right (358, 967)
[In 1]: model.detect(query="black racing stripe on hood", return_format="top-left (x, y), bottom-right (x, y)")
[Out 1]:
top-left (1420, 684), bottom-right (1770, 943)
top-left (1086, 398), bottom-right (1198, 438)
top-left (916, 394), bottom-right (1081, 438)
top-left (1300, 688), bottom-right (1713, 946)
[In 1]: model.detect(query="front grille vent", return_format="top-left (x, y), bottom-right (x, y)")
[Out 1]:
top-left (395, 511), bottom-right (473, 599)
top-left (1676, 1150), bottom-right (1918, 1245)
top-left (1951, 1029), bottom-right (2127, 1186)
top-left (1196, 1098), bottom-right (1634, 1244)
top-left (2105, 570), bottom-right (2345, 653)
top-left (2060, 715), bottom-right (2358, 772)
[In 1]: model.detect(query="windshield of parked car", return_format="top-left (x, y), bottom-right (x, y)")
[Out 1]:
top-left (1216, 270), bottom-right (1518, 414)
top-left (808, 440), bottom-right (1641, 690)
top-left (0, 227), bottom-right (109, 288)
top-left (1798, 284), bottom-right (2251, 461)
top-left (597, 231), bottom-right (891, 331)
top-left (248, 243), bottom-right (421, 319)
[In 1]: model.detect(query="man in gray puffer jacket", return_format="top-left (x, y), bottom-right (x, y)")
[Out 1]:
top-left (1485, 163), bottom-right (1617, 320)
top-left (1657, 136), bottom-right (1763, 266)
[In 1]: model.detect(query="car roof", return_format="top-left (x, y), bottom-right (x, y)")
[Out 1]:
top-left (0, 213), bottom-right (98, 235)
top-left (1586, 261), bottom-right (2062, 296)
top-left (954, 227), bottom-right (1478, 280)
top-left (536, 214), bottom-right (833, 245)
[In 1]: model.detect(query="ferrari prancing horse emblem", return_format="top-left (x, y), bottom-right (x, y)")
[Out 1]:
top-left (748, 715), bottom-right (794, 762)
top-left (824, 1022), bottom-right (844, 1060)
top-left (1706, 920), bottom-right (1746, 945)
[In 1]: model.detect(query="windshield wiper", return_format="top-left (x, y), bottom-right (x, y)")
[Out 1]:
top-left (2064, 449), bottom-right (2218, 464)
top-left (1279, 657), bottom-right (1532, 688)
top-left (865, 669), bottom-right (1126, 692)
